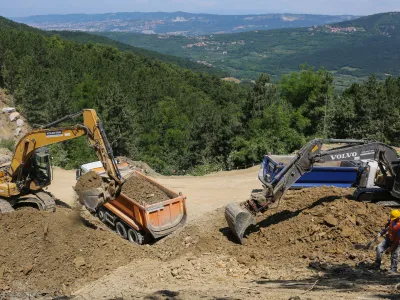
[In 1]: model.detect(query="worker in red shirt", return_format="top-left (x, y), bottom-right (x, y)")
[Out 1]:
top-left (375, 209), bottom-right (400, 274)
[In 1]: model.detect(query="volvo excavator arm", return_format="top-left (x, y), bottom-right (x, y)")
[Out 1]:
top-left (1, 109), bottom-right (123, 211)
top-left (225, 139), bottom-right (400, 244)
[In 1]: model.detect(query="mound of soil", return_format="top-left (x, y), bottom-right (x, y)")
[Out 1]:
top-left (153, 187), bottom-right (390, 270)
top-left (122, 174), bottom-right (170, 205)
top-left (0, 207), bottom-right (145, 296)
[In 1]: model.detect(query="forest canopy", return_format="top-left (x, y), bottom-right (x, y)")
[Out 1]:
top-left (1, 17), bottom-right (399, 175)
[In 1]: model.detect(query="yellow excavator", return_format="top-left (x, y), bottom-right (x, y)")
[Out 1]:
top-left (0, 109), bottom-right (123, 213)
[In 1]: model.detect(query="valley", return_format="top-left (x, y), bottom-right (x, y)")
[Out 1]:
top-left (99, 12), bottom-right (400, 87)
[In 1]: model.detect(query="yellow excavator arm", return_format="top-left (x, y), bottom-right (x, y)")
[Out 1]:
top-left (1, 109), bottom-right (123, 210)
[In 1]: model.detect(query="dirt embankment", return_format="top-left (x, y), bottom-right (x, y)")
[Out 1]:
top-left (153, 187), bottom-right (390, 272)
top-left (0, 185), bottom-right (395, 299)
top-left (0, 148), bottom-right (12, 165)
top-left (0, 207), bottom-right (146, 296)
top-left (75, 186), bottom-right (397, 300)
top-left (0, 89), bottom-right (29, 141)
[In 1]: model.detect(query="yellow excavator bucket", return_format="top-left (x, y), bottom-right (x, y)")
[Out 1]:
top-left (224, 202), bottom-right (256, 244)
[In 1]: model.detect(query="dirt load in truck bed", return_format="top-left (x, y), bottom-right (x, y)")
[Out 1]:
top-left (122, 174), bottom-right (169, 205)
top-left (74, 171), bottom-right (169, 205)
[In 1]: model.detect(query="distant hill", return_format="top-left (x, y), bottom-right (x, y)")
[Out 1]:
top-left (336, 11), bottom-right (400, 33)
top-left (54, 31), bottom-right (227, 76)
top-left (98, 12), bottom-right (400, 87)
top-left (12, 12), bottom-right (358, 36)
top-left (0, 16), bottom-right (224, 76)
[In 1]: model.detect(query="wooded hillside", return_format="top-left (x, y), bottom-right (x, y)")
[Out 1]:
top-left (1, 17), bottom-right (399, 175)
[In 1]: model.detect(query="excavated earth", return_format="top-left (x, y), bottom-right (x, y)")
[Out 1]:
top-left (74, 171), bottom-right (104, 193)
top-left (154, 187), bottom-right (390, 266)
top-left (0, 207), bottom-right (146, 296)
top-left (1, 186), bottom-right (398, 299)
top-left (75, 186), bottom-right (399, 299)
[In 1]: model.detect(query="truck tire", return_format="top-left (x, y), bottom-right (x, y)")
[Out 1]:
top-left (115, 221), bottom-right (128, 239)
top-left (97, 208), bottom-right (106, 223)
top-left (128, 228), bottom-right (145, 245)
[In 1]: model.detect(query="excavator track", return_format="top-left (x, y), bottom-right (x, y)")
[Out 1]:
top-left (0, 199), bottom-right (14, 213)
top-left (34, 191), bottom-right (57, 212)
top-left (354, 188), bottom-right (400, 207)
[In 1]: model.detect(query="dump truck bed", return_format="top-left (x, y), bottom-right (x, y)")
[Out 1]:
top-left (104, 171), bottom-right (187, 240)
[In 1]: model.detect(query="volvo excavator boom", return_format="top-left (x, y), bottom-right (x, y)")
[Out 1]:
top-left (0, 109), bottom-right (123, 212)
top-left (225, 139), bottom-right (400, 244)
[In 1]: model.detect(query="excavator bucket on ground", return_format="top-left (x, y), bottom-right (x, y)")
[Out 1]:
top-left (224, 202), bottom-right (256, 244)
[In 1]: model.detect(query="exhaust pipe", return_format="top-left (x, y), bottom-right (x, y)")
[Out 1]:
top-left (225, 202), bottom-right (256, 244)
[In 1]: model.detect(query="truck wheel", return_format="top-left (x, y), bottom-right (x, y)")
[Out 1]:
top-left (115, 221), bottom-right (128, 239)
top-left (97, 208), bottom-right (106, 223)
top-left (128, 228), bottom-right (145, 245)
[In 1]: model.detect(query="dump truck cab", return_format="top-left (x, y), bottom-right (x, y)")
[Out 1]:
top-left (76, 160), bottom-right (131, 180)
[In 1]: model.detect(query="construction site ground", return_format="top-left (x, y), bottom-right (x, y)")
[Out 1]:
top-left (1, 166), bottom-right (399, 299)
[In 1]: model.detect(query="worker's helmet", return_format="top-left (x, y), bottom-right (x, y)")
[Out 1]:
top-left (390, 209), bottom-right (400, 221)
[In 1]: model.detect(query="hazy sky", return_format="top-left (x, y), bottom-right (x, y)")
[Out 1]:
top-left (2, 0), bottom-right (400, 18)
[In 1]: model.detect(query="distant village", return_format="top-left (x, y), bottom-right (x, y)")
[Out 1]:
top-left (308, 24), bottom-right (360, 34)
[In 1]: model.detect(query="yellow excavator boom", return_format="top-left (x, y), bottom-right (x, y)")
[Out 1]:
top-left (0, 109), bottom-right (122, 211)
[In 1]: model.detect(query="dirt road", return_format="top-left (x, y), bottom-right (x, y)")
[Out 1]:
top-left (156, 166), bottom-right (261, 219)
top-left (48, 166), bottom-right (261, 219)
top-left (47, 167), bottom-right (78, 207)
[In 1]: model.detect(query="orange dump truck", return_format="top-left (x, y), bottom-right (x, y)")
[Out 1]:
top-left (77, 161), bottom-right (187, 244)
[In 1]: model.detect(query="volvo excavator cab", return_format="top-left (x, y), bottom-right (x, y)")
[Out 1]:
top-left (31, 148), bottom-right (52, 187)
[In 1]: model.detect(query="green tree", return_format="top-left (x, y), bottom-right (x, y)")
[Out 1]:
top-left (280, 65), bottom-right (334, 137)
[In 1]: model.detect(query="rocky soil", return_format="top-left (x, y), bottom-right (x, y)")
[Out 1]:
top-left (0, 89), bottom-right (29, 141)
top-left (76, 187), bottom-right (400, 300)
top-left (0, 207), bottom-right (146, 296)
top-left (1, 186), bottom-right (399, 299)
